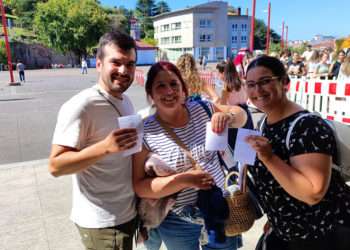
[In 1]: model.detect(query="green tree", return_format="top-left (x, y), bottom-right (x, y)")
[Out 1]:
top-left (153, 1), bottom-right (170, 16)
top-left (33, 0), bottom-right (109, 59)
top-left (290, 42), bottom-right (308, 55)
top-left (4, 0), bottom-right (47, 28)
top-left (105, 6), bottom-right (133, 33)
top-left (0, 40), bottom-right (7, 65)
top-left (135, 0), bottom-right (155, 39)
top-left (269, 42), bottom-right (281, 55)
top-left (254, 18), bottom-right (280, 50)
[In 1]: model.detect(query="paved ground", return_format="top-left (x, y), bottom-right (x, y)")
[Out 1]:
top-left (0, 68), bottom-right (150, 164)
top-left (0, 159), bottom-right (266, 250)
top-left (0, 68), bottom-right (265, 250)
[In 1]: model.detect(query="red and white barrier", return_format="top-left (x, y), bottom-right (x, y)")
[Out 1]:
top-left (288, 79), bottom-right (350, 125)
top-left (199, 71), bottom-right (216, 90)
top-left (134, 69), bottom-right (145, 86)
top-left (133, 69), bottom-right (350, 126)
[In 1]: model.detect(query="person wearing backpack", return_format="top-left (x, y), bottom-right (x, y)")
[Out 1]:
top-left (243, 55), bottom-right (350, 250)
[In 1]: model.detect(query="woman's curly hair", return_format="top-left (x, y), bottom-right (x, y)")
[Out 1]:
top-left (176, 53), bottom-right (202, 96)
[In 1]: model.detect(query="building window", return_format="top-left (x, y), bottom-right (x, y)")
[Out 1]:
top-left (200, 34), bottom-right (212, 42)
top-left (232, 24), bottom-right (238, 31)
top-left (171, 22), bottom-right (181, 30)
top-left (184, 48), bottom-right (193, 53)
top-left (199, 19), bottom-right (212, 28)
top-left (161, 37), bottom-right (170, 44)
top-left (172, 36), bottom-right (181, 44)
top-left (241, 24), bottom-right (247, 31)
top-left (200, 47), bottom-right (210, 57)
top-left (241, 36), bottom-right (247, 42)
top-left (161, 24), bottom-right (170, 32)
top-left (232, 36), bottom-right (238, 43)
top-left (216, 47), bottom-right (224, 61)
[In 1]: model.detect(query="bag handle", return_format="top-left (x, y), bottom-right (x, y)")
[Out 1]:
top-left (224, 164), bottom-right (248, 192)
top-left (155, 114), bottom-right (201, 171)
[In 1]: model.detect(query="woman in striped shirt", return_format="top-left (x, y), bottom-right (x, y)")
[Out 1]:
top-left (133, 61), bottom-right (247, 250)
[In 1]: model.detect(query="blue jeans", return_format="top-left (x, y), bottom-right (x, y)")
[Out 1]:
top-left (144, 206), bottom-right (242, 250)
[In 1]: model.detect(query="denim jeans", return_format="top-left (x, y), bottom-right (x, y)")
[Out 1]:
top-left (144, 206), bottom-right (242, 250)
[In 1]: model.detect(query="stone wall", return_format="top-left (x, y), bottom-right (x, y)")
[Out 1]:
top-left (12, 42), bottom-right (79, 69)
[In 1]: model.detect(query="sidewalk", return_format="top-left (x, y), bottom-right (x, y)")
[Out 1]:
top-left (0, 159), bottom-right (265, 250)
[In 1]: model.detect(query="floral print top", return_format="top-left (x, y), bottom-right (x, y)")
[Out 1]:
top-left (249, 111), bottom-right (350, 241)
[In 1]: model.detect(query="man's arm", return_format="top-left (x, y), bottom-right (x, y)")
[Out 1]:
top-left (49, 128), bottom-right (137, 177)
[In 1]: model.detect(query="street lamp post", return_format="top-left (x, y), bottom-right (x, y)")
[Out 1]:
top-left (281, 21), bottom-right (284, 50)
top-left (249, 0), bottom-right (256, 52)
top-left (265, 1), bottom-right (271, 55)
top-left (0, 0), bottom-right (16, 85)
top-left (285, 25), bottom-right (288, 49)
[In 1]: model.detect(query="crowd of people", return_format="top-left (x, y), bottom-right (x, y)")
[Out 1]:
top-left (270, 45), bottom-right (350, 81)
top-left (48, 29), bottom-right (350, 250)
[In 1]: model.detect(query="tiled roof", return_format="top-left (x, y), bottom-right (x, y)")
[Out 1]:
top-left (136, 41), bottom-right (157, 50)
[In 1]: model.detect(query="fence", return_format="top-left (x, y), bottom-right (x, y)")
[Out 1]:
top-left (288, 78), bottom-right (350, 125)
top-left (133, 69), bottom-right (350, 126)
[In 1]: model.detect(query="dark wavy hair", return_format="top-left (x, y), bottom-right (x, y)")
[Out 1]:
top-left (246, 55), bottom-right (290, 84)
top-left (145, 61), bottom-right (189, 98)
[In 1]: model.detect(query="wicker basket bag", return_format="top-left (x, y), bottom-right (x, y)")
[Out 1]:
top-left (224, 166), bottom-right (257, 236)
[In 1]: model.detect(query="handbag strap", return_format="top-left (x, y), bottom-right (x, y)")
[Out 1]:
top-left (224, 164), bottom-right (248, 192)
top-left (155, 114), bottom-right (201, 171)
top-left (96, 89), bottom-right (123, 117)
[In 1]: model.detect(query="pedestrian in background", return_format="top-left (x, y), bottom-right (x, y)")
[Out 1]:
top-left (329, 50), bottom-right (346, 79)
top-left (49, 30), bottom-right (139, 250)
top-left (16, 60), bottom-right (25, 83)
top-left (81, 58), bottom-right (88, 74)
top-left (176, 53), bottom-right (219, 102)
top-left (202, 55), bottom-right (207, 70)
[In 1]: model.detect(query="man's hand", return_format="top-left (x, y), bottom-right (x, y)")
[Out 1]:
top-left (102, 128), bottom-right (138, 154)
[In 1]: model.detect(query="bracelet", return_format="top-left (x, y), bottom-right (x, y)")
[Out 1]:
top-left (226, 112), bottom-right (235, 127)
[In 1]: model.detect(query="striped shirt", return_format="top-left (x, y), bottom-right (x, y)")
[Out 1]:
top-left (143, 101), bottom-right (225, 213)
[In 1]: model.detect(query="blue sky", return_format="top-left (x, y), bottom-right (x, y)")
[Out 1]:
top-left (100, 0), bottom-right (349, 41)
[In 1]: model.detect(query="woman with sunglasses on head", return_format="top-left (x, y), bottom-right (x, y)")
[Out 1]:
top-left (244, 55), bottom-right (350, 250)
top-left (133, 61), bottom-right (248, 250)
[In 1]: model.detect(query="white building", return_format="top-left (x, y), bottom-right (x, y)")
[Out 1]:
top-left (153, 1), bottom-right (251, 62)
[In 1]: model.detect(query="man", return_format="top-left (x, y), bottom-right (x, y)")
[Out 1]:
top-left (301, 44), bottom-right (313, 62)
top-left (16, 60), bottom-right (25, 82)
top-left (49, 30), bottom-right (138, 250)
top-left (81, 58), bottom-right (88, 74)
top-left (287, 52), bottom-right (306, 77)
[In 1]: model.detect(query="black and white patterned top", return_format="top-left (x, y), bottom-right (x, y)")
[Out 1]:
top-left (143, 101), bottom-right (225, 213)
top-left (249, 110), bottom-right (350, 241)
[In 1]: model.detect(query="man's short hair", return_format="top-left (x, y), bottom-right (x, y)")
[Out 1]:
top-left (96, 30), bottom-right (137, 60)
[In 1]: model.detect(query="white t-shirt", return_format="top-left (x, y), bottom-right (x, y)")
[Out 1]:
top-left (302, 50), bottom-right (313, 62)
top-left (52, 84), bottom-right (137, 228)
top-left (81, 60), bottom-right (87, 68)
